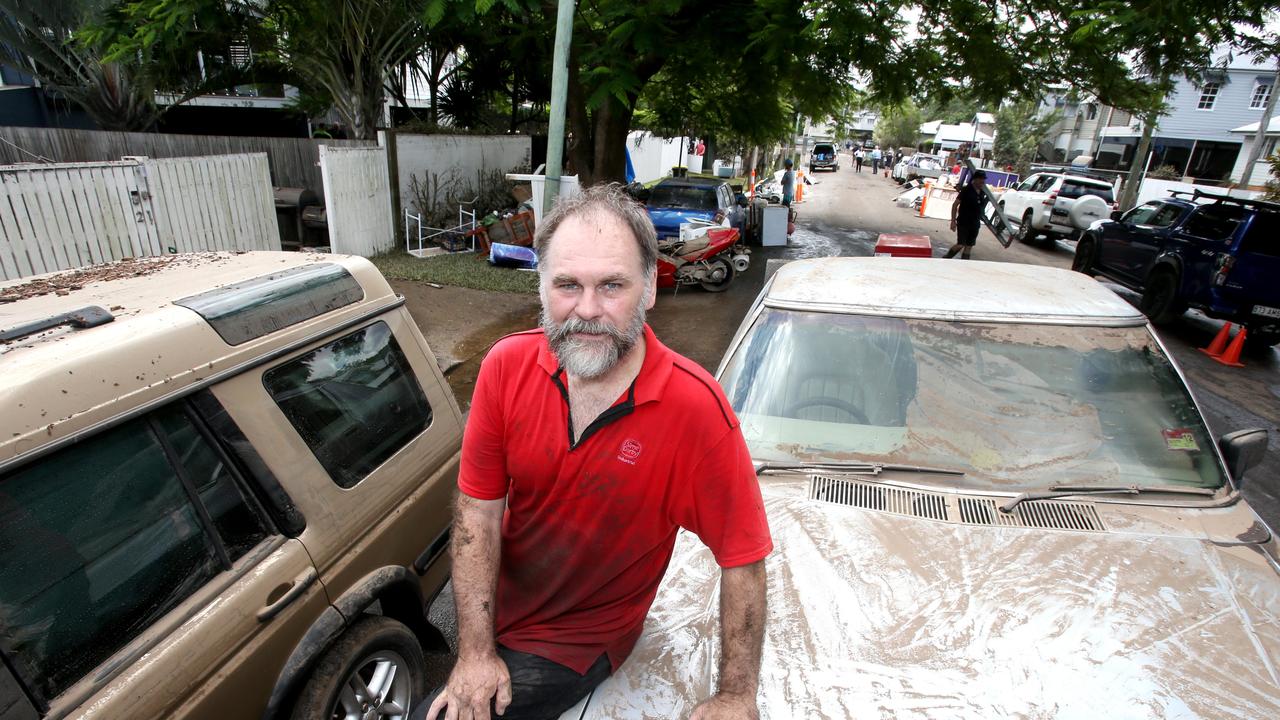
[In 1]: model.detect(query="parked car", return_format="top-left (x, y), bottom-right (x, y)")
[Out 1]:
top-left (896, 153), bottom-right (945, 183)
top-left (0, 252), bottom-right (462, 719)
top-left (809, 142), bottom-right (840, 172)
top-left (752, 177), bottom-right (783, 204)
top-left (1073, 191), bottom-right (1280, 347)
top-left (558, 257), bottom-right (1275, 720)
top-left (645, 177), bottom-right (746, 240)
top-left (891, 153), bottom-right (914, 182)
top-left (998, 171), bottom-right (1117, 243)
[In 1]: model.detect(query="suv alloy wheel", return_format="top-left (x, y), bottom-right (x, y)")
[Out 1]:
top-left (290, 615), bottom-right (427, 720)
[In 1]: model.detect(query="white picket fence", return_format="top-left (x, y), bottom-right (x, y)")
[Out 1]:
top-left (319, 145), bottom-right (395, 257)
top-left (0, 153), bottom-right (279, 281)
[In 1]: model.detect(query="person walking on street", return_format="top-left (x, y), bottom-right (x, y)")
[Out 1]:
top-left (418, 185), bottom-right (773, 720)
top-left (945, 170), bottom-right (988, 260)
top-left (854, 148), bottom-right (864, 173)
top-left (782, 158), bottom-right (795, 207)
top-left (871, 146), bottom-right (882, 174)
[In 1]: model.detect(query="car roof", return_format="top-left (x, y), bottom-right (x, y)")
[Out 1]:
top-left (765, 258), bottom-right (1146, 326)
top-left (1038, 172), bottom-right (1112, 187)
top-left (0, 251), bottom-right (397, 468)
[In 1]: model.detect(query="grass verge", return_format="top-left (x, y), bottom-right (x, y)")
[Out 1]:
top-left (371, 251), bottom-right (539, 294)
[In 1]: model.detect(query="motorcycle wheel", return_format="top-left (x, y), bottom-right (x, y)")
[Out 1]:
top-left (700, 257), bottom-right (735, 292)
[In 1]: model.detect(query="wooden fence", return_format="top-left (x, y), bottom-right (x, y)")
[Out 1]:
top-left (319, 145), bottom-right (395, 257)
top-left (0, 125), bottom-right (372, 191)
top-left (0, 153), bottom-right (278, 281)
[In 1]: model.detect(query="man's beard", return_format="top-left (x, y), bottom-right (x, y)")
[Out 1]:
top-left (541, 293), bottom-right (649, 379)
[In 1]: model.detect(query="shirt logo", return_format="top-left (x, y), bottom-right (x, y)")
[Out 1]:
top-left (618, 439), bottom-right (642, 465)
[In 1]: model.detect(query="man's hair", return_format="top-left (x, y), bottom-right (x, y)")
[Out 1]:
top-left (972, 170), bottom-right (987, 179)
top-left (534, 183), bottom-right (658, 277)
top-left (784, 158), bottom-right (793, 167)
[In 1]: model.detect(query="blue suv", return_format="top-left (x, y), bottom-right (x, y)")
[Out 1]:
top-left (1073, 190), bottom-right (1280, 348)
top-left (644, 177), bottom-right (745, 241)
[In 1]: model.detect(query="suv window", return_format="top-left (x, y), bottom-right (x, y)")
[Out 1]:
top-left (1149, 204), bottom-right (1185, 228)
top-left (264, 321), bottom-right (432, 488)
top-left (1182, 204), bottom-right (1248, 242)
top-left (0, 405), bottom-right (269, 702)
top-left (1033, 175), bottom-right (1059, 193)
top-left (1125, 202), bottom-right (1162, 225)
top-left (1059, 180), bottom-right (1114, 202)
top-left (646, 185), bottom-right (717, 211)
top-left (813, 144), bottom-right (834, 154)
top-left (1239, 210), bottom-right (1280, 257)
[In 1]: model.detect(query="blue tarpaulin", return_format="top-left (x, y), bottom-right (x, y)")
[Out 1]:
top-left (489, 242), bottom-right (538, 269)
top-left (625, 147), bottom-right (636, 183)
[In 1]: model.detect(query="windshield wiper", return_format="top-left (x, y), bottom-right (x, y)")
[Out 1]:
top-left (755, 460), bottom-right (965, 477)
top-left (1000, 484), bottom-right (1218, 514)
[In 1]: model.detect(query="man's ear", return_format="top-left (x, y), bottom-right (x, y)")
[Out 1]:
top-left (645, 272), bottom-right (658, 310)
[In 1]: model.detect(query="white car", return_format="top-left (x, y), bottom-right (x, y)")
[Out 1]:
top-left (998, 172), bottom-right (1117, 243)
top-left (560, 258), bottom-right (1276, 720)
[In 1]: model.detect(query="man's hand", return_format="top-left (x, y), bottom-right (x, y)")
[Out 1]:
top-left (949, 218), bottom-right (957, 231)
top-left (424, 652), bottom-right (512, 720)
top-left (689, 691), bottom-right (759, 720)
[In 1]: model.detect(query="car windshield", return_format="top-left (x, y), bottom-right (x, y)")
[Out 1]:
top-left (719, 309), bottom-right (1226, 492)
top-left (647, 185), bottom-right (717, 211)
top-left (916, 157), bottom-right (941, 170)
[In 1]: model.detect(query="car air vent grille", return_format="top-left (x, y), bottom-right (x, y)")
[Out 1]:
top-left (809, 475), bottom-right (948, 521)
top-left (957, 497), bottom-right (1106, 532)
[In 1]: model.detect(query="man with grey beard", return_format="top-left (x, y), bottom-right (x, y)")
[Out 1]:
top-left (419, 184), bottom-right (772, 720)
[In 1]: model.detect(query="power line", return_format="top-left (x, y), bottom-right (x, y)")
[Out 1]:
top-left (0, 135), bottom-right (54, 163)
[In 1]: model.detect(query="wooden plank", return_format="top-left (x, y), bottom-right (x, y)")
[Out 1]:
top-left (167, 160), bottom-right (198, 253)
top-left (150, 160), bottom-right (182, 253)
top-left (0, 174), bottom-right (30, 279)
top-left (70, 167), bottom-right (108, 265)
top-left (184, 157), bottom-right (217, 252)
top-left (14, 169), bottom-right (57, 273)
top-left (133, 163), bottom-right (164, 256)
top-left (27, 167), bottom-right (73, 271)
top-left (104, 163), bottom-right (143, 258)
top-left (255, 153), bottom-right (281, 249)
top-left (6, 171), bottom-right (46, 276)
top-left (50, 168), bottom-right (88, 267)
top-left (87, 166), bottom-right (127, 261)
top-left (218, 155), bottom-right (245, 250)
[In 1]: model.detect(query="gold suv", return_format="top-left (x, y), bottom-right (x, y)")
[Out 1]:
top-left (0, 252), bottom-right (462, 719)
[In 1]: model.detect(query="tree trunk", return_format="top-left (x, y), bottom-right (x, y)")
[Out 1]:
top-left (1118, 112), bottom-right (1156, 211)
top-left (590, 97), bottom-right (634, 185)
top-left (1237, 63), bottom-right (1280, 189)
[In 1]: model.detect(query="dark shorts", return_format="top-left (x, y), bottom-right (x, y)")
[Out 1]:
top-left (956, 222), bottom-right (979, 246)
top-left (412, 646), bottom-right (611, 720)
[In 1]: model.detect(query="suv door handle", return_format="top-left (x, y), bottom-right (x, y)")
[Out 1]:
top-left (257, 567), bottom-right (318, 622)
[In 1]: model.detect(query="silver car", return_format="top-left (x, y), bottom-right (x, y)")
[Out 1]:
top-left (560, 258), bottom-right (1277, 719)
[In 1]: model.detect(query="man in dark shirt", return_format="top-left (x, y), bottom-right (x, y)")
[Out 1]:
top-left (945, 170), bottom-right (988, 259)
top-left (781, 158), bottom-right (795, 206)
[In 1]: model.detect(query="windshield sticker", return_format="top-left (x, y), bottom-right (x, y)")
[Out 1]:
top-left (1162, 429), bottom-right (1200, 451)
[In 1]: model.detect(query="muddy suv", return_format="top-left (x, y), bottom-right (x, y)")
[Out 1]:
top-left (0, 253), bottom-right (462, 720)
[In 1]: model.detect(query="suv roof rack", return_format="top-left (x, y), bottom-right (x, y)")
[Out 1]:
top-left (0, 305), bottom-right (114, 343)
top-left (1167, 188), bottom-right (1280, 211)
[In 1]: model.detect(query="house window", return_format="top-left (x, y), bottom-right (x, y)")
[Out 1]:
top-left (1251, 81), bottom-right (1272, 110)
top-left (1197, 81), bottom-right (1221, 110)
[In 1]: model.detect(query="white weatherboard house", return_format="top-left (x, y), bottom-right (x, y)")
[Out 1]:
top-left (1228, 115), bottom-right (1279, 187)
top-left (1096, 53), bottom-right (1277, 184)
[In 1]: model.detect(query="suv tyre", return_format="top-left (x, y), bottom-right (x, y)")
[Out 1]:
top-left (1016, 211), bottom-right (1036, 244)
top-left (1072, 236), bottom-right (1098, 276)
top-left (290, 615), bottom-right (427, 720)
top-left (1140, 270), bottom-right (1187, 326)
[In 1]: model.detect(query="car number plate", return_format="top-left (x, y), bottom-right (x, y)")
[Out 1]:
top-left (1254, 305), bottom-right (1280, 319)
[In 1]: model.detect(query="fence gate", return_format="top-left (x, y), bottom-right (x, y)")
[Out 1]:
top-left (0, 153), bottom-right (279, 282)
top-left (319, 145), bottom-right (395, 257)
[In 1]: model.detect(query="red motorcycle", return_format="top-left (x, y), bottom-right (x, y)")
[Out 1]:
top-left (656, 223), bottom-right (751, 292)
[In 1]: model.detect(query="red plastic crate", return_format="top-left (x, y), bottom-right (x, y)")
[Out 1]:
top-left (874, 233), bottom-right (932, 258)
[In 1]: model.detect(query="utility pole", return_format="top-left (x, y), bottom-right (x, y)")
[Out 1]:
top-left (1238, 63), bottom-right (1280, 190)
top-left (543, 0), bottom-right (576, 217)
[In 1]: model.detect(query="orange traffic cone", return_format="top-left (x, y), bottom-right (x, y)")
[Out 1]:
top-left (1211, 327), bottom-right (1247, 367)
top-left (1199, 323), bottom-right (1234, 357)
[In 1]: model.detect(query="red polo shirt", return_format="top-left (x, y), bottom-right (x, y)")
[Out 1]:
top-left (458, 324), bottom-right (773, 674)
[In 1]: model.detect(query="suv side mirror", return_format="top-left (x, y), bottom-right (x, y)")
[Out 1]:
top-left (1219, 428), bottom-right (1268, 486)
top-left (1110, 210), bottom-right (1122, 221)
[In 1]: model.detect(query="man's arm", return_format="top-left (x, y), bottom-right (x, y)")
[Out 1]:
top-left (690, 560), bottom-right (768, 720)
top-left (425, 492), bottom-right (510, 720)
top-left (950, 194), bottom-right (962, 230)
